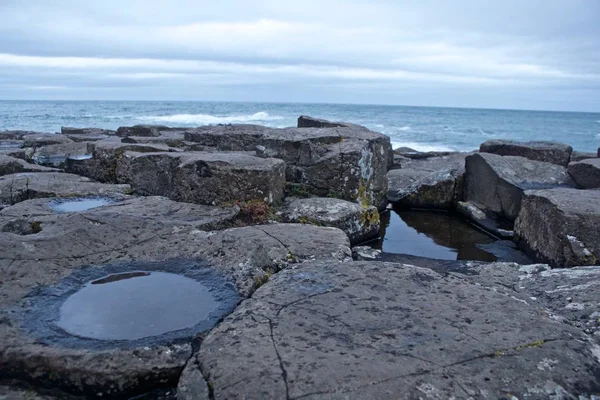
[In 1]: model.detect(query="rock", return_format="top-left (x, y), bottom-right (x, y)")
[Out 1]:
top-left (189, 260), bottom-right (600, 399)
top-left (0, 130), bottom-right (43, 140)
top-left (297, 115), bottom-right (350, 128)
top-left (515, 188), bottom-right (600, 267)
top-left (60, 127), bottom-right (115, 136)
top-left (0, 212), bottom-right (351, 398)
top-left (456, 201), bottom-right (514, 239)
top-left (464, 153), bottom-right (574, 222)
top-left (0, 139), bottom-right (24, 150)
top-left (124, 151), bottom-right (286, 205)
top-left (0, 155), bottom-right (58, 177)
top-left (278, 197), bottom-right (379, 245)
top-left (568, 158), bottom-right (600, 189)
top-left (64, 140), bottom-right (175, 183)
top-left (480, 139), bottom-right (573, 167)
top-left (570, 151), bottom-right (597, 162)
top-left (116, 125), bottom-right (170, 137)
top-left (183, 123), bottom-right (392, 209)
top-left (0, 173), bottom-right (130, 206)
top-left (387, 153), bottom-right (469, 209)
top-left (22, 134), bottom-right (73, 148)
top-left (31, 142), bottom-right (95, 168)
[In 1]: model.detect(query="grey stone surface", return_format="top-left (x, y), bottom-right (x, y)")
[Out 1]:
top-left (116, 125), bottom-right (170, 137)
top-left (64, 140), bottom-right (175, 183)
top-left (278, 197), bottom-right (379, 245)
top-left (0, 155), bottom-right (58, 177)
top-left (570, 151), bottom-right (597, 162)
top-left (124, 151), bottom-right (286, 205)
top-left (456, 201), bottom-right (514, 239)
top-left (31, 142), bottom-right (95, 168)
top-left (515, 188), bottom-right (600, 267)
top-left (0, 130), bottom-right (44, 140)
top-left (480, 139), bottom-right (573, 166)
top-left (60, 127), bottom-right (115, 136)
top-left (0, 173), bottom-right (130, 206)
top-left (0, 214), bottom-right (351, 398)
top-left (464, 153), bottom-right (574, 221)
top-left (183, 123), bottom-right (391, 209)
top-left (568, 158), bottom-right (600, 189)
top-left (22, 134), bottom-right (73, 148)
top-left (188, 260), bottom-right (600, 399)
top-left (297, 115), bottom-right (350, 128)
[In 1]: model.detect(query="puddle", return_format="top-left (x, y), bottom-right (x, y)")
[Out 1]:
top-left (57, 271), bottom-right (221, 340)
top-left (373, 209), bottom-right (498, 261)
top-left (49, 197), bottom-right (115, 213)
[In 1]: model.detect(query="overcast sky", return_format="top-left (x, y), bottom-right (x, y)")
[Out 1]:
top-left (0, 0), bottom-right (599, 111)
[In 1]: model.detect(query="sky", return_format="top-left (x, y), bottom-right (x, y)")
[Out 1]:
top-left (0, 0), bottom-right (599, 111)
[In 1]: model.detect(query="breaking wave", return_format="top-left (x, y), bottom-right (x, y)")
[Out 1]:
top-left (137, 111), bottom-right (284, 125)
top-left (391, 141), bottom-right (460, 152)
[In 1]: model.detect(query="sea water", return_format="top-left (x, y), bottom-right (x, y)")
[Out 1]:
top-left (0, 100), bottom-right (598, 152)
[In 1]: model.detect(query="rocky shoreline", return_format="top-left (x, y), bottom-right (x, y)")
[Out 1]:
top-left (1, 116), bottom-right (599, 399)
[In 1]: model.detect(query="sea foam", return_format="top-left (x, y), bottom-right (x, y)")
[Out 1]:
top-left (138, 111), bottom-right (284, 125)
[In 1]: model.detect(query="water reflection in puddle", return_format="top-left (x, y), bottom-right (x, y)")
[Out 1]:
top-left (57, 271), bottom-right (220, 340)
top-left (49, 197), bottom-right (115, 213)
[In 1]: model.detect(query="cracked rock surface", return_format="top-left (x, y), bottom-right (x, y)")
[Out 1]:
top-left (186, 260), bottom-right (600, 399)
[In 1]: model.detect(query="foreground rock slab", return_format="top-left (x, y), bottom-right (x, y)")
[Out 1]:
top-left (0, 173), bottom-right (130, 206)
top-left (189, 260), bottom-right (600, 399)
top-left (278, 197), bottom-right (379, 245)
top-left (0, 155), bottom-right (58, 177)
top-left (464, 153), bottom-right (574, 222)
top-left (568, 158), bottom-right (600, 189)
top-left (515, 188), bottom-right (600, 267)
top-left (480, 139), bottom-right (573, 166)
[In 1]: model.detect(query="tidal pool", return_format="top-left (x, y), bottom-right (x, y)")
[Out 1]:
top-left (57, 271), bottom-right (221, 340)
top-left (49, 197), bottom-right (115, 213)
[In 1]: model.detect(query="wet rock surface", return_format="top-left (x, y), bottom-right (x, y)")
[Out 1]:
top-left (464, 153), bottom-right (575, 221)
top-left (278, 197), bottom-right (379, 245)
top-left (515, 188), bottom-right (600, 267)
top-left (187, 260), bottom-right (600, 399)
top-left (568, 158), bottom-right (600, 189)
top-left (480, 139), bottom-right (573, 166)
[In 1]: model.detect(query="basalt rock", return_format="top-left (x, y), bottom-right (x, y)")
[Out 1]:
top-left (116, 125), bottom-right (170, 137)
top-left (480, 139), bottom-right (573, 167)
top-left (515, 188), bottom-right (600, 267)
top-left (464, 153), bottom-right (574, 222)
top-left (124, 151), bottom-right (286, 205)
top-left (568, 158), bottom-right (600, 189)
top-left (278, 197), bottom-right (379, 245)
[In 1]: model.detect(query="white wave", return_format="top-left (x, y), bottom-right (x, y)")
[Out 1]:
top-left (374, 124), bottom-right (385, 128)
top-left (397, 125), bottom-right (411, 131)
top-left (137, 111), bottom-right (284, 125)
top-left (391, 141), bottom-right (459, 152)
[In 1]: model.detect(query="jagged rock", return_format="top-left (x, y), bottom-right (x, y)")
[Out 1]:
top-left (0, 218), bottom-right (350, 398)
top-left (116, 125), bottom-right (170, 137)
top-left (464, 153), bottom-right (574, 221)
top-left (124, 151), bottom-right (286, 205)
top-left (387, 153), bottom-right (469, 208)
top-left (278, 197), bottom-right (379, 245)
top-left (183, 123), bottom-right (392, 209)
top-left (64, 140), bottom-right (175, 183)
top-left (515, 188), bottom-right (600, 267)
top-left (297, 115), bottom-right (350, 128)
top-left (570, 151), bottom-right (597, 162)
top-left (22, 134), bottom-right (73, 148)
top-left (0, 155), bottom-right (58, 177)
top-left (31, 142), bottom-right (95, 168)
top-left (480, 140), bottom-right (573, 167)
top-left (0, 173), bottom-right (130, 206)
top-left (187, 260), bottom-right (600, 399)
top-left (568, 158), bottom-right (600, 189)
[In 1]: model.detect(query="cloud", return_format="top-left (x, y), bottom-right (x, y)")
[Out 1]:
top-left (0, 0), bottom-right (598, 110)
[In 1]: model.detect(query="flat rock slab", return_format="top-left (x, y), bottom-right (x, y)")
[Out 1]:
top-left (0, 155), bottom-right (59, 177)
top-left (480, 140), bottom-right (573, 166)
top-left (189, 260), bottom-right (600, 399)
top-left (22, 134), bottom-right (73, 148)
top-left (568, 158), bottom-right (600, 189)
top-left (117, 125), bottom-right (170, 137)
top-left (0, 173), bottom-right (130, 206)
top-left (31, 142), bottom-right (95, 168)
top-left (570, 151), bottom-right (597, 162)
top-left (124, 151), bottom-right (286, 205)
top-left (0, 215), bottom-right (351, 398)
top-left (60, 127), bottom-right (115, 136)
top-left (278, 197), bottom-right (379, 245)
top-left (515, 188), bottom-right (600, 267)
top-left (464, 153), bottom-right (574, 221)
top-left (183, 124), bottom-right (391, 209)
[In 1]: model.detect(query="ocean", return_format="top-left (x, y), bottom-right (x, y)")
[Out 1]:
top-left (0, 101), bottom-right (598, 152)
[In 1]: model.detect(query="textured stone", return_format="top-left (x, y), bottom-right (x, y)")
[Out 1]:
top-left (297, 115), bottom-right (350, 128)
top-left (278, 197), bottom-right (379, 244)
top-left (480, 140), bottom-right (573, 167)
top-left (22, 134), bottom-right (73, 148)
top-left (31, 142), bottom-right (95, 168)
top-left (124, 151), bottom-right (286, 205)
top-left (116, 125), bottom-right (170, 137)
top-left (464, 153), bottom-right (574, 221)
top-left (0, 155), bottom-right (58, 177)
top-left (515, 188), bottom-right (600, 267)
top-left (568, 158), bottom-right (600, 189)
top-left (570, 151), bottom-right (597, 162)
